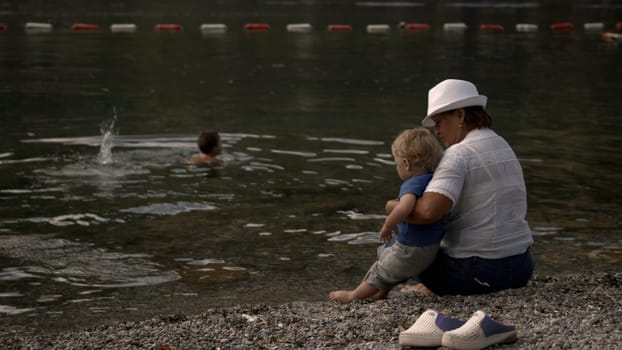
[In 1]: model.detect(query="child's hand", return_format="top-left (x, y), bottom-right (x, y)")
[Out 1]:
top-left (379, 225), bottom-right (395, 244)
top-left (385, 199), bottom-right (399, 214)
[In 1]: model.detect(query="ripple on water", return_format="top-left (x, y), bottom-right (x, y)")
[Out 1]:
top-left (0, 235), bottom-right (180, 289)
top-left (0, 187), bottom-right (65, 195)
top-left (345, 164), bottom-right (364, 170)
top-left (242, 162), bottom-right (285, 172)
top-left (271, 149), bottom-right (316, 157)
top-left (186, 259), bottom-right (226, 265)
top-left (348, 232), bottom-right (382, 245)
top-left (327, 232), bottom-right (368, 241)
top-left (37, 294), bottom-right (63, 303)
top-left (309, 137), bottom-right (384, 146)
top-left (338, 210), bottom-right (386, 220)
top-left (323, 149), bottom-right (369, 155)
top-left (0, 305), bottom-right (36, 315)
top-left (532, 226), bottom-right (564, 236)
top-left (36, 161), bottom-right (150, 179)
top-left (120, 201), bottom-right (217, 215)
top-left (222, 266), bottom-right (247, 271)
top-left (177, 257), bottom-right (249, 284)
top-left (326, 231), bottom-right (380, 245)
top-left (244, 223), bottom-right (265, 228)
top-left (308, 157), bottom-right (356, 163)
top-left (27, 213), bottom-right (109, 227)
top-left (0, 157), bottom-right (51, 165)
top-left (323, 179), bottom-right (352, 187)
top-left (0, 267), bottom-right (40, 281)
top-left (373, 157), bottom-right (395, 165)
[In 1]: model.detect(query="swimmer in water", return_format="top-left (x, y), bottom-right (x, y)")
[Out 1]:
top-left (186, 130), bottom-right (222, 165)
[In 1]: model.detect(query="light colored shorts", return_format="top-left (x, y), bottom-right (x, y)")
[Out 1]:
top-left (365, 241), bottom-right (440, 290)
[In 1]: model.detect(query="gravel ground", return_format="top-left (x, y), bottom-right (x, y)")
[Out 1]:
top-left (2, 272), bottom-right (620, 349)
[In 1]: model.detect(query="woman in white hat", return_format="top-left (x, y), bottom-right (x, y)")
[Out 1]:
top-left (387, 79), bottom-right (534, 295)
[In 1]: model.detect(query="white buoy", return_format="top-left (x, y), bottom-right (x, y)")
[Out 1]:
top-left (366, 24), bottom-right (390, 33)
top-left (602, 32), bottom-right (622, 41)
top-left (110, 24), bottom-right (137, 33)
top-left (515, 23), bottom-right (538, 32)
top-left (200, 23), bottom-right (227, 33)
top-left (286, 23), bottom-right (312, 32)
top-left (443, 23), bottom-right (467, 32)
top-left (25, 22), bottom-right (52, 32)
top-left (583, 22), bottom-right (604, 32)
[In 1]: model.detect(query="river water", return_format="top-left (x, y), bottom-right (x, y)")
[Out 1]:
top-left (1, 1), bottom-right (621, 331)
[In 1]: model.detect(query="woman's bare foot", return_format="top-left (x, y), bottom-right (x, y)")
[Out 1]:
top-left (400, 283), bottom-right (434, 296)
top-left (328, 290), bottom-right (354, 304)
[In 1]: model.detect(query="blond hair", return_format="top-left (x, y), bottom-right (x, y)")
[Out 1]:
top-left (391, 128), bottom-right (444, 173)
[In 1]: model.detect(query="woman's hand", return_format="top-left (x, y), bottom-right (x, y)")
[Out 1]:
top-left (387, 193), bottom-right (451, 224)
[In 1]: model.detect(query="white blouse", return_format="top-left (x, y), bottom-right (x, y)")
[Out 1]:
top-left (425, 128), bottom-right (533, 259)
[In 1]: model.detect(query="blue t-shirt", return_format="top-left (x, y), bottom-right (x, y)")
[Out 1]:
top-left (396, 173), bottom-right (445, 246)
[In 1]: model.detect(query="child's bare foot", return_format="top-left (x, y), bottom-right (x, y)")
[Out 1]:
top-left (370, 289), bottom-right (389, 300)
top-left (328, 290), bottom-right (354, 304)
top-left (400, 283), bottom-right (434, 296)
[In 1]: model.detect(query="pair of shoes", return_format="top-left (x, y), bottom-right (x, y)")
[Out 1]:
top-left (149, 343), bottom-right (173, 350)
top-left (442, 310), bottom-right (517, 350)
top-left (399, 309), bottom-right (517, 349)
top-left (399, 309), bottom-right (465, 347)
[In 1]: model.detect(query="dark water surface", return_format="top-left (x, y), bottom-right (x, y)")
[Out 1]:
top-left (1, 1), bottom-right (621, 331)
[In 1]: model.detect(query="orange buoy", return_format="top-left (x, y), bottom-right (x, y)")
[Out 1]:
top-left (0, 23), bottom-right (6, 31)
top-left (72, 23), bottom-right (99, 31)
top-left (480, 24), bottom-right (504, 31)
top-left (551, 22), bottom-right (573, 31)
top-left (404, 23), bottom-right (430, 32)
top-left (244, 23), bottom-right (270, 31)
top-left (617, 22), bottom-right (622, 30)
top-left (327, 24), bottom-right (352, 32)
top-left (155, 24), bottom-right (182, 32)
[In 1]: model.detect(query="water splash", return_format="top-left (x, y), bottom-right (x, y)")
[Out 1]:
top-left (97, 108), bottom-right (118, 165)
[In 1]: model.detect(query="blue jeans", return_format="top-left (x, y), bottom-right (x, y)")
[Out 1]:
top-left (419, 248), bottom-right (534, 295)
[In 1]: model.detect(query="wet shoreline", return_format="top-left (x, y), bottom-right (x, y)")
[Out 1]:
top-left (3, 272), bottom-right (620, 349)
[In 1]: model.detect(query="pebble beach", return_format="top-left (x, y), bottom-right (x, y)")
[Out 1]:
top-left (2, 272), bottom-right (620, 349)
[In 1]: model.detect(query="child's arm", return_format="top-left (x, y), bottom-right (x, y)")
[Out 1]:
top-left (379, 194), bottom-right (416, 243)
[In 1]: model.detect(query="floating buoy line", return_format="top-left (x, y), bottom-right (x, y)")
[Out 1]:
top-left (0, 21), bottom-right (620, 40)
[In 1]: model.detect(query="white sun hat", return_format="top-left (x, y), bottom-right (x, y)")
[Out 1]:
top-left (421, 79), bottom-right (487, 127)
